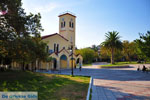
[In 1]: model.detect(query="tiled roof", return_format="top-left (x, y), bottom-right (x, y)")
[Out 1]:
top-left (49, 48), bottom-right (69, 56)
top-left (41, 33), bottom-right (68, 41)
top-left (69, 53), bottom-right (77, 57)
top-left (58, 12), bottom-right (76, 18)
top-left (58, 48), bottom-right (69, 54)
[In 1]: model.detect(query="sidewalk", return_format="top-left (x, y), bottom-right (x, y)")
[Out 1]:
top-left (39, 63), bottom-right (150, 100)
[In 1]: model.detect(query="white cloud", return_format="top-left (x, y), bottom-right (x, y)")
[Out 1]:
top-left (34, 3), bottom-right (59, 13)
top-left (22, 1), bottom-right (60, 14)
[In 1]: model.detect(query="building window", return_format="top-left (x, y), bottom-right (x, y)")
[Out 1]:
top-left (54, 44), bottom-right (56, 52)
top-left (61, 22), bottom-right (63, 28)
top-left (72, 23), bottom-right (74, 28)
top-left (57, 44), bottom-right (59, 52)
top-left (64, 21), bottom-right (65, 27)
top-left (69, 22), bottom-right (71, 27)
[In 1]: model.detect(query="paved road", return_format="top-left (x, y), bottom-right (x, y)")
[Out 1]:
top-left (91, 64), bottom-right (150, 100)
top-left (41, 63), bottom-right (150, 100)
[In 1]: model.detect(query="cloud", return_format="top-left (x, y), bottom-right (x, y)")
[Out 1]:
top-left (22, 0), bottom-right (91, 14)
top-left (22, 1), bottom-right (60, 14)
top-left (34, 2), bottom-right (59, 13)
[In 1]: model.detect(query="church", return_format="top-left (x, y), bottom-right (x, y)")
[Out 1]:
top-left (40, 12), bottom-right (83, 70)
top-left (11, 12), bottom-right (83, 70)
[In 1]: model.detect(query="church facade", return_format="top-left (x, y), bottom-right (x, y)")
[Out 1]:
top-left (11, 12), bottom-right (82, 70)
top-left (40, 12), bottom-right (83, 70)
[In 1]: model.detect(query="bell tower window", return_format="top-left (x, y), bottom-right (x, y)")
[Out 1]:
top-left (60, 18), bottom-right (66, 28)
top-left (61, 22), bottom-right (63, 28)
top-left (69, 22), bottom-right (71, 27)
top-left (69, 18), bottom-right (74, 28)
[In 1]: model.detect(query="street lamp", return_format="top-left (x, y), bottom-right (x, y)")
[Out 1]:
top-left (71, 42), bottom-right (74, 76)
top-left (68, 37), bottom-right (74, 76)
top-left (68, 41), bottom-right (74, 76)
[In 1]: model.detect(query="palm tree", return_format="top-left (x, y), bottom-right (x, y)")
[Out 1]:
top-left (102, 31), bottom-right (122, 64)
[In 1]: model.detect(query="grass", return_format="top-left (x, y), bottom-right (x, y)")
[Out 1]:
top-left (101, 61), bottom-right (138, 67)
top-left (83, 63), bottom-right (92, 66)
top-left (0, 70), bottom-right (90, 100)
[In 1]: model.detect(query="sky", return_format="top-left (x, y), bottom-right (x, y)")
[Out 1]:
top-left (22, 0), bottom-right (150, 49)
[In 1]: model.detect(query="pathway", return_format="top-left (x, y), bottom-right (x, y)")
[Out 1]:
top-left (40, 63), bottom-right (150, 100)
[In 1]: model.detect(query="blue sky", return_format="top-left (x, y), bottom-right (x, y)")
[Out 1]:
top-left (22, 0), bottom-right (150, 48)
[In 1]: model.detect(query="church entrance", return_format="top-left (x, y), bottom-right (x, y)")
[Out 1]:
top-left (60, 55), bottom-right (67, 69)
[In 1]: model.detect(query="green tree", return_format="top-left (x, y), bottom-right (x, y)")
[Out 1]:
top-left (0, 0), bottom-right (26, 36)
top-left (122, 41), bottom-right (137, 62)
top-left (76, 48), bottom-right (96, 64)
top-left (0, 0), bottom-right (48, 71)
top-left (99, 45), bottom-right (110, 61)
top-left (0, 15), bottom-right (16, 65)
top-left (100, 45), bottom-right (123, 62)
top-left (135, 31), bottom-right (150, 62)
top-left (102, 31), bottom-right (122, 64)
top-left (90, 45), bottom-right (100, 61)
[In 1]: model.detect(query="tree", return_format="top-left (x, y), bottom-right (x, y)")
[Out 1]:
top-left (135, 31), bottom-right (150, 62)
top-left (100, 44), bottom-right (123, 62)
top-left (99, 45), bottom-right (110, 62)
top-left (75, 48), bottom-right (96, 64)
top-left (91, 45), bottom-right (99, 51)
top-left (0, 15), bottom-right (16, 65)
top-left (102, 31), bottom-right (122, 64)
top-left (90, 45), bottom-right (100, 61)
top-left (0, 0), bottom-right (26, 36)
top-left (0, 0), bottom-right (48, 71)
top-left (122, 41), bottom-right (137, 62)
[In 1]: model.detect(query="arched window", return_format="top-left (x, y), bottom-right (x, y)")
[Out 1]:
top-left (54, 43), bottom-right (56, 52)
top-left (64, 21), bottom-right (65, 27)
top-left (57, 44), bottom-right (59, 52)
top-left (69, 22), bottom-right (71, 27)
top-left (72, 23), bottom-right (74, 28)
top-left (61, 22), bottom-right (63, 28)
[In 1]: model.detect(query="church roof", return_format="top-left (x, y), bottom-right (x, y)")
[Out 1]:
top-left (49, 48), bottom-right (69, 56)
top-left (58, 12), bottom-right (76, 18)
top-left (41, 33), bottom-right (68, 41)
top-left (58, 48), bottom-right (69, 54)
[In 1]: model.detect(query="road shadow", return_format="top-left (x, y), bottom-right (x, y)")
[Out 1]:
top-left (77, 68), bottom-right (150, 81)
top-left (39, 67), bottom-right (150, 81)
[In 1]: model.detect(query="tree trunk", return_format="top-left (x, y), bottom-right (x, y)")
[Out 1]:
top-left (127, 53), bottom-right (131, 62)
top-left (111, 48), bottom-right (114, 64)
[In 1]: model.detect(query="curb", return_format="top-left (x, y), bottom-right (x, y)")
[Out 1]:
top-left (86, 77), bottom-right (93, 100)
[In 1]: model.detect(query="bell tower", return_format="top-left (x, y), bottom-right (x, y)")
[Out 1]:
top-left (58, 12), bottom-right (76, 49)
